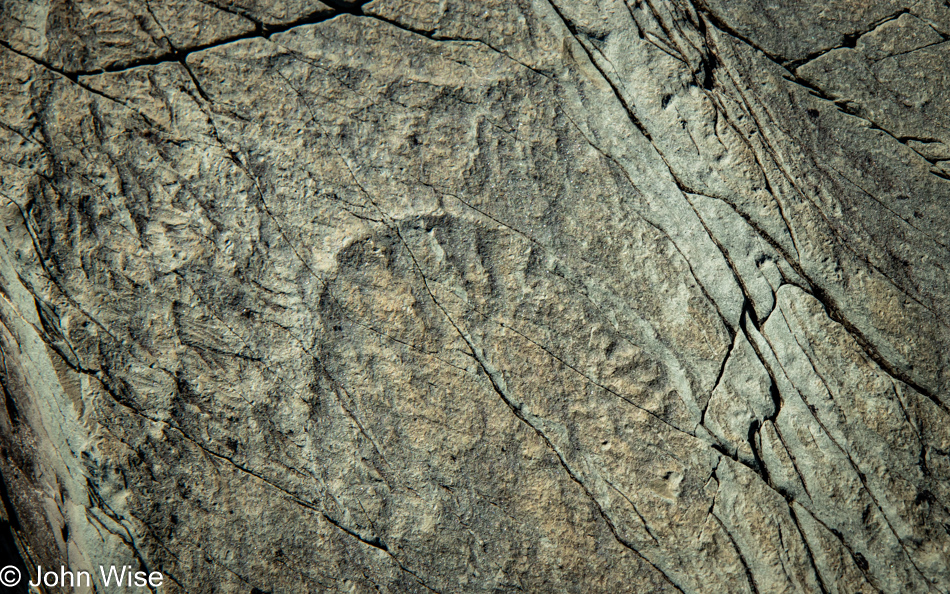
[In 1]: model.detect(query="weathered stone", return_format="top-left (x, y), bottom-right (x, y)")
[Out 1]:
top-left (1, 0), bottom-right (949, 592)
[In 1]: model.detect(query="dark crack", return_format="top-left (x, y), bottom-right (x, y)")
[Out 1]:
top-left (784, 9), bottom-right (910, 70)
top-left (710, 510), bottom-right (761, 594)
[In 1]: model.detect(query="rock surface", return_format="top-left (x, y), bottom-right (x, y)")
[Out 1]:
top-left (1, 0), bottom-right (949, 592)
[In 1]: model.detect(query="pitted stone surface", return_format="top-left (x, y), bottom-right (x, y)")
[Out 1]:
top-left (1, 0), bottom-right (949, 592)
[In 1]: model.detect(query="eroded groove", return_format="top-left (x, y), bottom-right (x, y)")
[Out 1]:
top-left (710, 510), bottom-right (761, 594)
top-left (785, 505), bottom-right (832, 594)
top-left (759, 316), bottom-right (934, 586)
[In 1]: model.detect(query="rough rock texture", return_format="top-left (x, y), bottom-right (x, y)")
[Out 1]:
top-left (1, 0), bottom-right (949, 592)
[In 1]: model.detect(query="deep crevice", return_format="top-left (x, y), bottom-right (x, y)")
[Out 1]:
top-left (0, 3), bottom-right (372, 81)
top-left (784, 8), bottom-right (911, 70)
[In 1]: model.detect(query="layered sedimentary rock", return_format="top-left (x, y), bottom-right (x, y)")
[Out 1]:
top-left (1, 0), bottom-right (949, 591)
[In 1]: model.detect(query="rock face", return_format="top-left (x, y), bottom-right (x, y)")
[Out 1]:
top-left (1, 0), bottom-right (949, 591)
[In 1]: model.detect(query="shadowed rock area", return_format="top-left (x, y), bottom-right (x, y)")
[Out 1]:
top-left (1, 0), bottom-right (949, 591)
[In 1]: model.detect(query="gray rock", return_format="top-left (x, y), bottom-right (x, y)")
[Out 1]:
top-left (1, 0), bottom-right (948, 592)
